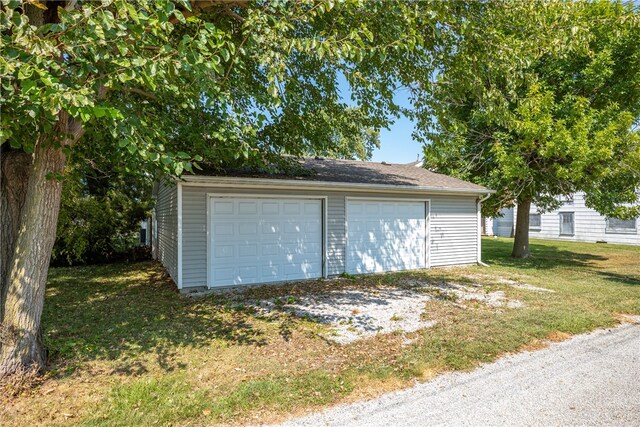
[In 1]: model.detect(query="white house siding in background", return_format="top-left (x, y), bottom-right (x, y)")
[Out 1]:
top-left (490, 192), bottom-right (640, 245)
top-left (153, 180), bottom-right (179, 282)
top-left (492, 208), bottom-right (514, 237)
top-left (167, 185), bottom-right (482, 289)
top-left (482, 217), bottom-right (495, 236)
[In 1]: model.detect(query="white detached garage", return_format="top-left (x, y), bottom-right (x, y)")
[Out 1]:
top-left (152, 158), bottom-right (492, 291)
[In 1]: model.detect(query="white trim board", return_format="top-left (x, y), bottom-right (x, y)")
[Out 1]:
top-left (181, 176), bottom-right (493, 196)
top-left (177, 181), bottom-right (183, 289)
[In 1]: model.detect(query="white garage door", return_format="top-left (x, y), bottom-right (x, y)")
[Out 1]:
top-left (209, 197), bottom-right (323, 287)
top-left (347, 199), bottom-right (427, 274)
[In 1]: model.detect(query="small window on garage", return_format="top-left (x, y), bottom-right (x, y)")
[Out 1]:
top-left (559, 212), bottom-right (574, 236)
top-left (529, 213), bottom-right (541, 230)
top-left (606, 218), bottom-right (637, 234)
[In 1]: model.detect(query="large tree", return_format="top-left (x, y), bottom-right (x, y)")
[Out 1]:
top-left (0, 0), bottom-right (436, 376)
top-left (410, 0), bottom-right (640, 258)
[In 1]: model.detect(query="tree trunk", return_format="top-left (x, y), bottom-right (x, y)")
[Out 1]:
top-left (0, 113), bottom-right (83, 377)
top-left (511, 199), bottom-right (532, 259)
top-left (0, 149), bottom-right (32, 310)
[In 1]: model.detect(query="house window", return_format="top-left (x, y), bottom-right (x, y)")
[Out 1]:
top-left (559, 212), bottom-right (574, 236)
top-left (529, 213), bottom-right (541, 229)
top-left (606, 218), bottom-right (637, 234)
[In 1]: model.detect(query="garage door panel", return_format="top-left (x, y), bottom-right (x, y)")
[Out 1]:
top-left (262, 202), bottom-right (279, 215)
top-left (210, 198), bottom-right (323, 287)
top-left (238, 244), bottom-right (257, 257)
top-left (347, 200), bottom-right (427, 274)
top-left (214, 223), bottom-right (234, 236)
top-left (304, 202), bottom-right (321, 215)
top-left (238, 201), bottom-right (258, 214)
top-left (261, 222), bottom-right (280, 234)
top-left (214, 245), bottom-right (234, 259)
top-left (261, 244), bottom-right (279, 256)
top-left (214, 201), bottom-right (234, 214)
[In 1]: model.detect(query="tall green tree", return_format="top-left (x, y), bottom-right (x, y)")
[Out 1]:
top-left (411, 0), bottom-right (640, 258)
top-left (52, 148), bottom-right (154, 266)
top-left (0, 0), bottom-right (433, 376)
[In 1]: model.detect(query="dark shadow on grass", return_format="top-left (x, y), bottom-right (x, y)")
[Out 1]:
top-left (596, 271), bottom-right (640, 286)
top-left (483, 238), bottom-right (607, 269)
top-left (482, 238), bottom-right (640, 286)
top-left (43, 261), bottom-right (270, 376)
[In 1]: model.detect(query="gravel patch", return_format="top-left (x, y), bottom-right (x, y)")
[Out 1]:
top-left (253, 288), bottom-right (436, 344)
top-left (274, 320), bottom-right (640, 427)
top-left (245, 280), bottom-right (524, 344)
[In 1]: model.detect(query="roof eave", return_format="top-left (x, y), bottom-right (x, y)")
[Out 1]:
top-left (180, 175), bottom-right (495, 195)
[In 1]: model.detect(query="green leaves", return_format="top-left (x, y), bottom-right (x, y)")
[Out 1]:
top-left (1, 0), bottom-right (434, 182)
top-left (413, 0), bottom-right (640, 217)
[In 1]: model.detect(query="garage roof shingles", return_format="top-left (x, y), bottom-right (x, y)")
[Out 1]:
top-left (295, 158), bottom-right (487, 191)
top-left (205, 158), bottom-right (487, 192)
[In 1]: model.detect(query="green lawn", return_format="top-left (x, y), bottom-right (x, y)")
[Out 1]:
top-left (2, 238), bottom-right (639, 426)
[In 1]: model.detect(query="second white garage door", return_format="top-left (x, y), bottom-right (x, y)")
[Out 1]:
top-left (346, 199), bottom-right (428, 274)
top-left (209, 197), bottom-right (323, 287)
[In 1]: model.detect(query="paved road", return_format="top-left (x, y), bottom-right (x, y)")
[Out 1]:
top-left (278, 319), bottom-right (640, 427)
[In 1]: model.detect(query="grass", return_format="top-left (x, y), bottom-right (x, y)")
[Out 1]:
top-left (2, 238), bottom-right (639, 426)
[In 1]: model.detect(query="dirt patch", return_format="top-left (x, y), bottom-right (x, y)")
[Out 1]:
top-left (547, 331), bottom-right (572, 342)
top-left (461, 273), bottom-right (555, 293)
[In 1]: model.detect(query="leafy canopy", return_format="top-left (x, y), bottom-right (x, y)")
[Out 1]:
top-left (411, 1), bottom-right (640, 218)
top-left (1, 0), bottom-right (431, 175)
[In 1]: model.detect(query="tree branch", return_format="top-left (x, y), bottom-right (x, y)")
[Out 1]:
top-left (124, 87), bottom-right (159, 101)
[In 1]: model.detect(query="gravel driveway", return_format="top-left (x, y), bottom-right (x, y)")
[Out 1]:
top-left (276, 318), bottom-right (640, 427)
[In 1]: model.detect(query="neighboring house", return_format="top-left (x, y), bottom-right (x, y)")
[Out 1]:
top-left (139, 219), bottom-right (151, 246)
top-left (486, 192), bottom-right (640, 245)
top-left (483, 209), bottom-right (514, 238)
top-left (152, 157), bottom-right (493, 291)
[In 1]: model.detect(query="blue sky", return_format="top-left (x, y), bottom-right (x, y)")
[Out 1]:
top-left (338, 75), bottom-right (423, 164)
top-left (372, 112), bottom-right (422, 164)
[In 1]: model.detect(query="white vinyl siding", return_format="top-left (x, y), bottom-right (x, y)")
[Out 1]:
top-left (493, 208), bottom-right (514, 237)
top-left (177, 185), bottom-right (481, 288)
top-left (154, 180), bottom-right (179, 282)
top-left (181, 185), bottom-right (208, 287)
top-left (429, 195), bottom-right (479, 266)
top-left (327, 194), bottom-right (346, 275)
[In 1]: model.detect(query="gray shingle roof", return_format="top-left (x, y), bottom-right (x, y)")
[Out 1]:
top-left (196, 157), bottom-right (490, 193)
top-left (296, 158), bottom-right (488, 191)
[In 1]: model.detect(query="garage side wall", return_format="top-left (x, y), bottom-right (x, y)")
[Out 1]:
top-left (429, 195), bottom-right (479, 266)
top-left (155, 180), bottom-right (179, 282)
